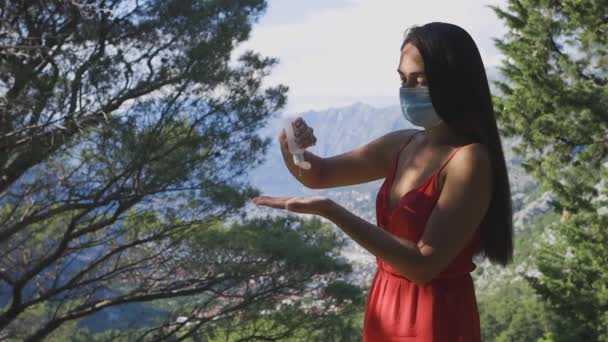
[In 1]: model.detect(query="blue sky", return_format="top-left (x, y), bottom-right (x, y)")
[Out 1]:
top-left (236, 0), bottom-right (508, 113)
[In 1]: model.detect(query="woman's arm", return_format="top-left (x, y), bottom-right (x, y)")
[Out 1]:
top-left (320, 143), bottom-right (492, 286)
top-left (278, 121), bottom-right (418, 189)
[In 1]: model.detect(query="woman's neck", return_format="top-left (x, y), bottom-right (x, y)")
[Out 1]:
top-left (423, 122), bottom-right (471, 147)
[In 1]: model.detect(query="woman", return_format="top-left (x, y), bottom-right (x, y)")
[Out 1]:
top-left (253, 22), bottom-right (513, 341)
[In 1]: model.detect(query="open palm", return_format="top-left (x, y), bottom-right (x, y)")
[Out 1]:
top-left (252, 195), bottom-right (332, 216)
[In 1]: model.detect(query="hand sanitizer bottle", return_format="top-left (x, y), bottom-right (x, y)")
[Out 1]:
top-left (282, 115), bottom-right (311, 176)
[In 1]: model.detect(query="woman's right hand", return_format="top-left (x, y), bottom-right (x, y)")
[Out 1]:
top-left (278, 117), bottom-right (317, 150)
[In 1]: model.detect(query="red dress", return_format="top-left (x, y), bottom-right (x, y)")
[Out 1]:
top-left (363, 132), bottom-right (482, 342)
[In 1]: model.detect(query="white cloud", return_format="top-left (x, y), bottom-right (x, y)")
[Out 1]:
top-left (236, 0), bottom-right (508, 113)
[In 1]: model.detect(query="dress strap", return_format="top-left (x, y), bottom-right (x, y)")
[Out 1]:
top-left (437, 145), bottom-right (466, 175)
top-left (396, 130), bottom-right (423, 156)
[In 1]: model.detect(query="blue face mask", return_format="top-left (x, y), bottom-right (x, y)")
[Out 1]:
top-left (399, 86), bottom-right (443, 129)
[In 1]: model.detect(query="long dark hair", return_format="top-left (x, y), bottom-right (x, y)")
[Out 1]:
top-left (402, 22), bottom-right (513, 265)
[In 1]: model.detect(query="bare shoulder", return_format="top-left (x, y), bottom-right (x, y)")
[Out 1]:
top-left (455, 142), bottom-right (491, 167)
top-left (446, 142), bottom-right (493, 185)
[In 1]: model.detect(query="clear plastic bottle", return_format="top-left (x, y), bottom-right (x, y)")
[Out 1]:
top-left (282, 115), bottom-right (311, 176)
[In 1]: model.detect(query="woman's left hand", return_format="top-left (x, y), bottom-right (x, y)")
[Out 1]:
top-left (252, 195), bottom-right (334, 216)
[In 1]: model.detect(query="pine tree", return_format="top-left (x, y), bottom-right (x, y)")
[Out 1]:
top-left (492, 0), bottom-right (607, 340)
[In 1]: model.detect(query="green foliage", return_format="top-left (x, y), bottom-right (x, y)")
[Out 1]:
top-left (302, 310), bottom-right (364, 342)
top-left (492, 0), bottom-right (607, 340)
top-left (100, 215), bottom-right (362, 340)
top-left (201, 305), bottom-right (364, 342)
top-left (324, 280), bottom-right (365, 306)
top-left (491, 0), bottom-right (607, 212)
top-left (180, 215), bottom-right (353, 280)
top-left (479, 281), bottom-right (554, 342)
top-left (528, 212), bottom-right (608, 341)
top-left (475, 210), bottom-right (560, 341)
top-left (167, 292), bottom-right (366, 342)
top-left (514, 210), bottom-right (560, 264)
top-left (2, 301), bottom-right (91, 341)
